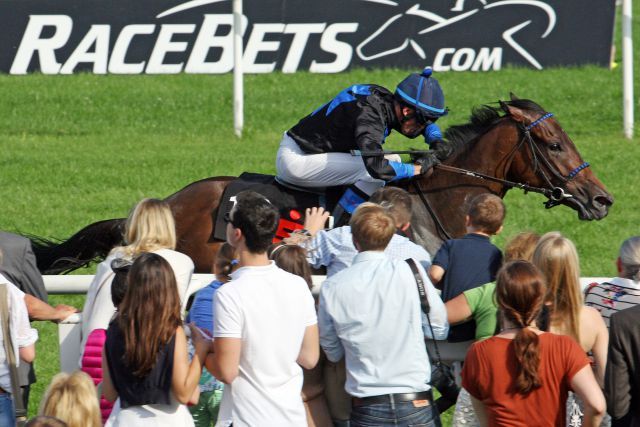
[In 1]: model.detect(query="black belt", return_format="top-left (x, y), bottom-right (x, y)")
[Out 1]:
top-left (352, 391), bottom-right (432, 407)
top-left (0, 387), bottom-right (7, 394)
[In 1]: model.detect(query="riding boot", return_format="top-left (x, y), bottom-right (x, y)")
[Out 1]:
top-left (332, 184), bottom-right (369, 226)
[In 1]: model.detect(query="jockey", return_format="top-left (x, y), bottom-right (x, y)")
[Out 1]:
top-left (276, 67), bottom-right (451, 216)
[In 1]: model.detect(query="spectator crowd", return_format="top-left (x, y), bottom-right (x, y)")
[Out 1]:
top-left (1, 189), bottom-right (639, 427)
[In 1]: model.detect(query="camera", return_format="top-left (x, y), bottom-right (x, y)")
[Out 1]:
top-left (430, 361), bottom-right (460, 413)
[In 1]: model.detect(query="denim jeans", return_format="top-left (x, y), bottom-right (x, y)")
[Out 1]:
top-left (0, 393), bottom-right (16, 427)
top-left (350, 400), bottom-right (441, 427)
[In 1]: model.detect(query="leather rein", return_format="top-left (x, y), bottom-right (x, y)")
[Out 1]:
top-left (412, 112), bottom-right (590, 240)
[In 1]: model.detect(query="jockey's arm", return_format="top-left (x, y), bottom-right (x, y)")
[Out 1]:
top-left (354, 106), bottom-right (415, 182)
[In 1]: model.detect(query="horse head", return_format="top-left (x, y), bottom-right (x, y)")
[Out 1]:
top-left (406, 95), bottom-right (613, 254)
top-left (497, 95), bottom-right (613, 220)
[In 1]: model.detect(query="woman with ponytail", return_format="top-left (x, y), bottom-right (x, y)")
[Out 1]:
top-left (462, 261), bottom-right (605, 426)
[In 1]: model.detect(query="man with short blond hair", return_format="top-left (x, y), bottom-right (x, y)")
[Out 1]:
top-left (348, 203), bottom-right (396, 251)
top-left (319, 203), bottom-right (448, 427)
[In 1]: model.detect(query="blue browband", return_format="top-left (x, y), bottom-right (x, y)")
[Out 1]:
top-left (525, 112), bottom-right (590, 180)
top-left (525, 112), bottom-right (554, 130)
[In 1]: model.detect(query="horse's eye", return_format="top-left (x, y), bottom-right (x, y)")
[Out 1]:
top-left (549, 143), bottom-right (562, 152)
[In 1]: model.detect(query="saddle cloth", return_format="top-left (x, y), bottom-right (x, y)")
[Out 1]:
top-left (213, 172), bottom-right (338, 242)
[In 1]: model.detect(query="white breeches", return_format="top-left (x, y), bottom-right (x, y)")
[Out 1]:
top-left (276, 133), bottom-right (397, 195)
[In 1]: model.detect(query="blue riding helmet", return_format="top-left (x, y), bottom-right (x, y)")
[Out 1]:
top-left (395, 67), bottom-right (448, 122)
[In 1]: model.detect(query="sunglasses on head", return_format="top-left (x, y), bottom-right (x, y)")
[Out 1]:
top-left (224, 211), bottom-right (233, 224)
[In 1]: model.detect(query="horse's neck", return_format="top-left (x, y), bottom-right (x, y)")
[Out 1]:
top-left (447, 124), bottom-right (514, 179)
top-left (410, 122), bottom-right (516, 253)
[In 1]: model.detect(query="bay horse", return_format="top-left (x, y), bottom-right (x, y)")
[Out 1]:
top-left (30, 96), bottom-right (613, 274)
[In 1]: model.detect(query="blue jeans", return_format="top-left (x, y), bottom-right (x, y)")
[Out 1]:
top-left (0, 393), bottom-right (16, 427)
top-left (350, 400), bottom-right (441, 427)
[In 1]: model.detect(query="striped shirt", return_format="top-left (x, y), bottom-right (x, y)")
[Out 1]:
top-left (305, 226), bottom-right (432, 278)
top-left (584, 276), bottom-right (640, 328)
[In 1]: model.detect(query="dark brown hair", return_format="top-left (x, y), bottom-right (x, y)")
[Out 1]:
top-left (214, 242), bottom-right (238, 283)
top-left (467, 193), bottom-right (505, 235)
top-left (269, 244), bottom-right (313, 290)
top-left (117, 252), bottom-right (182, 377)
top-left (496, 260), bottom-right (547, 395)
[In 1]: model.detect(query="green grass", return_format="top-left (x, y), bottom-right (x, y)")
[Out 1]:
top-left (1, 4), bottom-right (639, 422)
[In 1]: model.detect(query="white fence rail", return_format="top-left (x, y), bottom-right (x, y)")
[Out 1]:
top-left (45, 275), bottom-right (610, 374)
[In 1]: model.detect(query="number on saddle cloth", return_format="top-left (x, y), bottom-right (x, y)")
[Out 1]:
top-left (214, 172), bottom-right (346, 242)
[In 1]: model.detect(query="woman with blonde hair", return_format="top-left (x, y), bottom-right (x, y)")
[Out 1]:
top-left (102, 252), bottom-right (209, 426)
top-left (81, 198), bottom-right (194, 353)
top-left (532, 232), bottom-right (609, 426)
top-left (39, 371), bottom-right (101, 427)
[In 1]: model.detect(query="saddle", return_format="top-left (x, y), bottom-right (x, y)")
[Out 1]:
top-left (213, 172), bottom-right (346, 242)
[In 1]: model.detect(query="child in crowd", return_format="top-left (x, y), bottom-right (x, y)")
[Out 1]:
top-left (185, 243), bottom-right (238, 427)
top-left (269, 243), bottom-right (332, 427)
top-left (429, 193), bottom-right (504, 341)
top-left (462, 261), bottom-right (605, 426)
top-left (101, 253), bottom-right (209, 427)
top-left (38, 371), bottom-right (101, 427)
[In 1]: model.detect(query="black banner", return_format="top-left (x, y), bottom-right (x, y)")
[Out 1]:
top-left (0, 0), bottom-right (616, 74)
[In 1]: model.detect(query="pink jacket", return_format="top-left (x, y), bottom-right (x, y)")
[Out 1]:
top-left (81, 328), bottom-right (113, 424)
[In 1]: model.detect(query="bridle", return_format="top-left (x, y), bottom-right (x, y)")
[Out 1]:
top-left (412, 111), bottom-right (590, 240)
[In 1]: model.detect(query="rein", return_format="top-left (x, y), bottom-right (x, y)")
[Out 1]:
top-left (412, 111), bottom-right (590, 239)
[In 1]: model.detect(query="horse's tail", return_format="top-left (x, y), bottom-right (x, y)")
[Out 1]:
top-left (28, 218), bottom-right (126, 274)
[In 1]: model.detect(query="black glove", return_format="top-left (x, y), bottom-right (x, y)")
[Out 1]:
top-left (430, 139), bottom-right (455, 161)
top-left (417, 152), bottom-right (441, 175)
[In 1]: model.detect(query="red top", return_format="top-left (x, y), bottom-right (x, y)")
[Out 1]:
top-left (462, 332), bottom-right (589, 427)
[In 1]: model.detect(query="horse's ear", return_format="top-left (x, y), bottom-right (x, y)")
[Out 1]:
top-left (502, 103), bottom-right (526, 123)
top-left (510, 92), bottom-right (520, 101)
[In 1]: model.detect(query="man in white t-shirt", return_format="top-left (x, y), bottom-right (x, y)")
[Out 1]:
top-left (206, 191), bottom-right (319, 427)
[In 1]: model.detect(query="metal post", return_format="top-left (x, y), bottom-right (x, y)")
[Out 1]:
top-left (233, 0), bottom-right (243, 138)
top-left (622, 0), bottom-right (634, 139)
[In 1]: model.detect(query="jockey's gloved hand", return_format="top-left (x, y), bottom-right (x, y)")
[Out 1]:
top-left (431, 139), bottom-right (455, 161)
top-left (423, 123), bottom-right (443, 146)
top-left (417, 152), bottom-right (440, 176)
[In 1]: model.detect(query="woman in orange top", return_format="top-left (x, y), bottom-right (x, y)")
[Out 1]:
top-left (461, 261), bottom-right (605, 427)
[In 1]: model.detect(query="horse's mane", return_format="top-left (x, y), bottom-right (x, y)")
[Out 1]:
top-left (443, 98), bottom-right (546, 154)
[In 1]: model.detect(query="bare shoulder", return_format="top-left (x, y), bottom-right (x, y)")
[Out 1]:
top-left (581, 306), bottom-right (605, 325)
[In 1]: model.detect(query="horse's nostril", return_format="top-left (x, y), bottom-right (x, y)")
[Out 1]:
top-left (593, 194), bottom-right (614, 208)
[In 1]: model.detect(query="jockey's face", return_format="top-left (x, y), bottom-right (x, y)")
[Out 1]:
top-left (399, 107), bottom-right (427, 139)
top-left (397, 106), bottom-right (429, 139)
